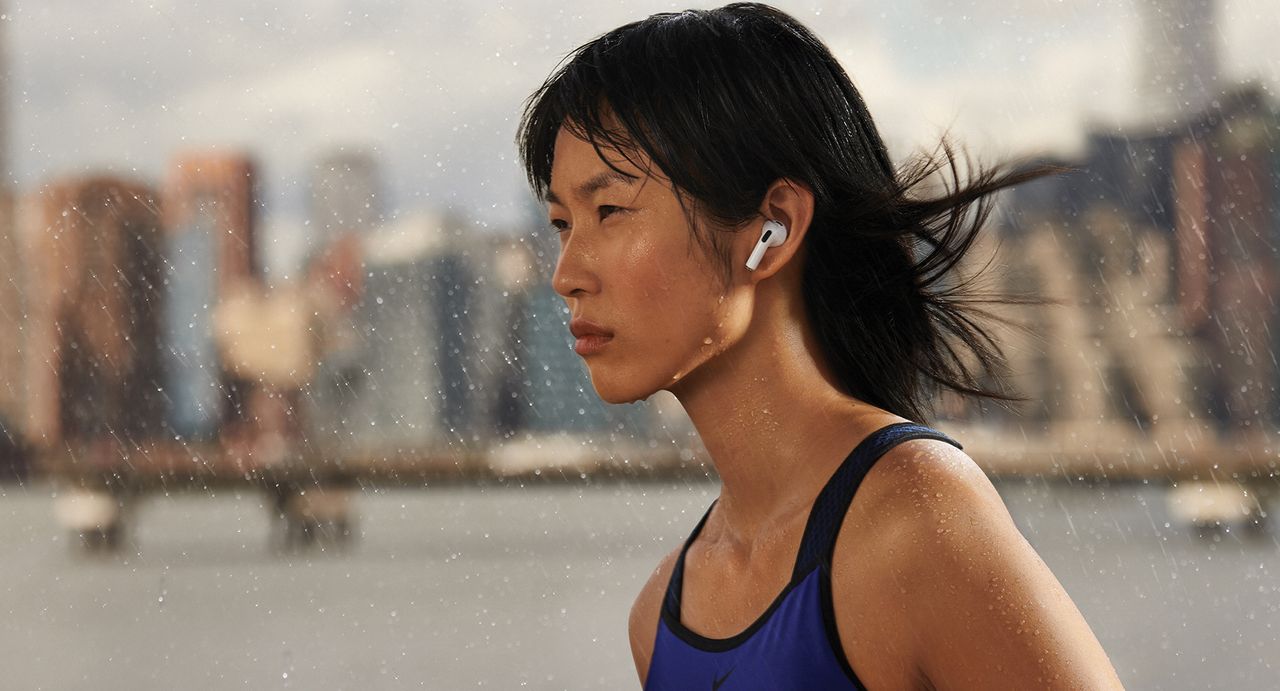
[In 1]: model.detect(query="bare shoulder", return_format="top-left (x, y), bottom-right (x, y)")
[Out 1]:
top-left (853, 436), bottom-right (1007, 539)
top-left (628, 544), bottom-right (681, 688)
top-left (837, 437), bottom-right (1008, 591)
top-left (833, 438), bottom-right (1125, 689)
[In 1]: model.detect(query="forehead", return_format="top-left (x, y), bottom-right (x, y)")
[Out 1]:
top-left (547, 126), bottom-right (658, 203)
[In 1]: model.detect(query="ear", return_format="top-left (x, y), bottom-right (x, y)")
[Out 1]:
top-left (740, 177), bottom-right (814, 281)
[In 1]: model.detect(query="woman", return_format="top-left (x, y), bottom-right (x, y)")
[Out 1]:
top-left (517, 3), bottom-right (1124, 689)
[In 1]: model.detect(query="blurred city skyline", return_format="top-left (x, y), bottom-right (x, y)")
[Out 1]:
top-left (0, 8), bottom-right (1275, 689)
top-left (2, 0), bottom-right (1277, 478)
top-left (6, 0), bottom-right (1279, 278)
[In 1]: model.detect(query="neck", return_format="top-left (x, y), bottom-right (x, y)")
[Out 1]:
top-left (668, 279), bottom-right (904, 540)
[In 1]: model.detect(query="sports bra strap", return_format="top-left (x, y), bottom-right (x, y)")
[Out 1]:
top-left (791, 422), bottom-right (963, 579)
top-left (664, 499), bottom-right (716, 618)
top-left (663, 421), bottom-right (963, 619)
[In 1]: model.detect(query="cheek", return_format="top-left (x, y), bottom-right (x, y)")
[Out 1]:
top-left (618, 233), bottom-right (666, 302)
top-left (618, 212), bottom-right (711, 296)
top-left (616, 231), bottom-right (715, 341)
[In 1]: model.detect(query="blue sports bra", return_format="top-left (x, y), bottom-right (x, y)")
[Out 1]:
top-left (643, 421), bottom-right (964, 690)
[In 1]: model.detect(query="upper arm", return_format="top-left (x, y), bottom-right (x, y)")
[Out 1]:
top-left (854, 441), bottom-right (1125, 690)
top-left (628, 547), bottom-right (680, 688)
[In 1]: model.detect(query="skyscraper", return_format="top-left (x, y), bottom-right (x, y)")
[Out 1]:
top-left (24, 178), bottom-right (167, 453)
top-left (0, 0), bottom-right (24, 476)
top-left (303, 210), bottom-right (486, 455)
top-left (161, 152), bottom-right (259, 440)
top-left (310, 149), bottom-right (382, 244)
top-left (1136, 0), bottom-right (1220, 125)
top-left (1172, 87), bottom-right (1279, 430)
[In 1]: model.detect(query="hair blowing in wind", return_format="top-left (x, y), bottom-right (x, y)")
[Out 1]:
top-left (517, 2), bottom-right (1066, 424)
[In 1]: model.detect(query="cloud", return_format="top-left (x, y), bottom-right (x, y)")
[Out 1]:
top-left (174, 41), bottom-right (402, 152)
top-left (7, 0), bottom-right (1277, 244)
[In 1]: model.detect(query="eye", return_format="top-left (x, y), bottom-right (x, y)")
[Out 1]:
top-left (599, 205), bottom-right (625, 221)
top-left (549, 218), bottom-right (569, 233)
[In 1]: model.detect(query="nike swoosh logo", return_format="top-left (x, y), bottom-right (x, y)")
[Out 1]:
top-left (712, 666), bottom-right (734, 690)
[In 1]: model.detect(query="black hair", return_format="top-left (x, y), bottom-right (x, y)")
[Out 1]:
top-left (516, 2), bottom-right (1063, 425)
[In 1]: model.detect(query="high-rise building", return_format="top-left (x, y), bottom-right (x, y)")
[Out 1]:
top-left (301, 211), bottom-right (478, 455)
top-left (310, 149), bottom-right (382, 243)
top-left (0, 188), bottom-right (18, 424)
top-left (988, 84), bottom-right (1279, 441)
top-left (0, 0), bottom-right (25, 478)
top-left (161, 152), bottom-right (260, 441)
top-left (1136, 0), bottom-right (1220, 126)
top-left (23, 178), bottom-right (167, 454)
top-left (1172, 87), bottom-right (1279, 430)
top-left (478, 235), bottom-right (539, 438)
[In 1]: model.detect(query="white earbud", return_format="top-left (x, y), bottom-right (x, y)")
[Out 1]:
top-left (745, 219), bottom-right (788, 271)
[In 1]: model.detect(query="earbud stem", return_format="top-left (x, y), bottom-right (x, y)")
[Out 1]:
top-left (746, 242), bottom-right (769, 271)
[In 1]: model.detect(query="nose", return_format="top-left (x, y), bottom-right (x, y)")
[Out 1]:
top-left (551, 234), bottom-right (601, 299)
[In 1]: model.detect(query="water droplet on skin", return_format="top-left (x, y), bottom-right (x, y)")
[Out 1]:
top-left (703, 337), bottom-right (713, 345)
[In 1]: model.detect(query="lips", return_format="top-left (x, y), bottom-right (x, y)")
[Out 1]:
top-left (569, 318), bottom-right (614, 339)
top-left (569, 318), bottom-right (614, 357)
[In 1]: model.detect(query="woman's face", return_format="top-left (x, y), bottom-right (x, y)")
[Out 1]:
top-left (546, 125), bottom-right (750, 404)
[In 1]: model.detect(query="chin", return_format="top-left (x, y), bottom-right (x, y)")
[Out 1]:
top-left (584, 367), bottom-right (662, 406)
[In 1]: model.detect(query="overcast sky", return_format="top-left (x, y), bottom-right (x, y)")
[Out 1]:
top-left (7, 0), bottom-right (1278, 276)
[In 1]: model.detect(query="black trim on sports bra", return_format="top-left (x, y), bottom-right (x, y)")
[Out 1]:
top-left (657, 421), bottom-right (965, 675)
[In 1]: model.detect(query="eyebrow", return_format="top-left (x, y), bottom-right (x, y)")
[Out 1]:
top-left (545, 169), bottom-right (639, 205)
